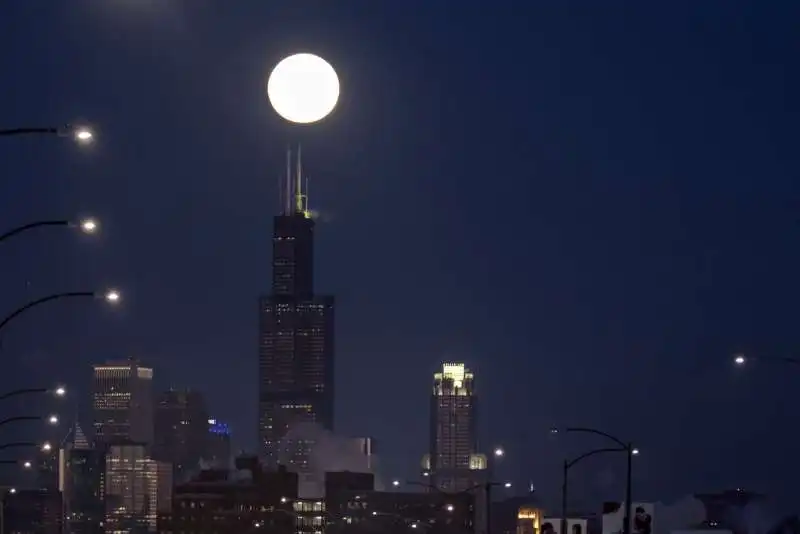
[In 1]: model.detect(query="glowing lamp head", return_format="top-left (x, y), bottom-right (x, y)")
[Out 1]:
top-left (103, 289), bottom-right (121, 303)
top-left (446, 504), bottom-right (454, 512)
top-left (8, 488), bottom-right (16, 494)
top-left (267, 53), bottom-right (340, 124)
top-left (23, 461), bottom-right (32, 469)
top-left (79, 218), bottom-right (98, 234)
top-left (48, 415), bottom-right (59, 425)
top-left (41, 442), bottom-right (52, 452)
top-left (53, 386), bottom-right (67, 397)
top-left (392, 480), bottom-right (400, 487)
top-left (504, 482), bottom-right (512, 488)
top-left (75, 128), bottom-right (93, 142)
top-left (734, 354), bottom-right (746, 366)
top-left (494, 447), bottom-right (505, 457)
top-left (631, 448), bottom-right (640, 456)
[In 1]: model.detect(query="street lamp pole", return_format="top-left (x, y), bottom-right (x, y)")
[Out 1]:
top-left (0, 219), bottom-right (98, 246)
top-left (0, 443), bottom-right (37, 452)
top-left (0, 416), bottom-right (43, 429)
top-left (733, 353), bottom-right (800, 367)
top-left (560, 447), bottom-right (624, 534)
top-left (0, 125), bottom-right (93, 143)
top-left (0, 221), bottom-right (69, 244)
top-left (0, 290), bottom-right (120, 338)
top-left (556, 428), bottom-right (636, 534)
top-left (0, 388), bottom-right (65, 402)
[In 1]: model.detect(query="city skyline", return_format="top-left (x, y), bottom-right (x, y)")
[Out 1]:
top-left (1, 0), bottom-right (798, 515)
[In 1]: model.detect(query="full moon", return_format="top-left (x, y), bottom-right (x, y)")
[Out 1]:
top-left (267, 53), bottom-right (340, 124)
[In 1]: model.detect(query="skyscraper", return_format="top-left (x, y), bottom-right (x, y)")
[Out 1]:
top-left (153, 388), bottom-right (209, 480)
top-left (92, 359), bottom-right (154, 446)
top-left (60, 423), bottom-right (106, 534)
top-left (429, 362), bottom-right (479, 492)
top-left (105, 443), bottom-right (171, 533)
top-left (204, 418), bottom-right (232, 468)
top-left (258, 147), bottom-right (335, 472)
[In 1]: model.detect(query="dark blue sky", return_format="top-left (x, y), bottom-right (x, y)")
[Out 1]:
top-left (1, 0), bottom-right (797, 512)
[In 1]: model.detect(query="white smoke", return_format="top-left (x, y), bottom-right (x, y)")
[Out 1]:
top-left (277, 422), bottom-right (381, 498)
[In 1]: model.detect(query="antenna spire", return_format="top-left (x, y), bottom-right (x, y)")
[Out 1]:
top-left (295, 145), bottom-right (304, 214)
top-left (284, 146), bottom-right (293, 215)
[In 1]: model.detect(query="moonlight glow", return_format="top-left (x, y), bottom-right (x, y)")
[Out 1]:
top-left (267, 53), bottom-right (340, 124)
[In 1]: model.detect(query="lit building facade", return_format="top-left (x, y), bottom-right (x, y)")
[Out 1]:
top-left (429, 362), bottom-right (478, 492)
top-left (258, 148), bottom-right (335, 472)
top-left (93, 359), bottom-right (154, 446)
top-left (153, 388), bottom-right (209, 480)
top-left (104, 443), bottom-right (171, 533)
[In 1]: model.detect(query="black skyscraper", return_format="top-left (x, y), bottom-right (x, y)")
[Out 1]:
top-left (258, 148), bottom-right (334, 472)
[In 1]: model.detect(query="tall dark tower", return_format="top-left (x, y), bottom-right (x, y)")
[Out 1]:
top-left (258, 147), bottom-right (335, 473)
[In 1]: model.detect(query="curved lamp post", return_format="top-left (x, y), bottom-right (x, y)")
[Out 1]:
top-left (0, 218), bottom-right (98, 245)
top-left (0, 442), bottom-right (51, 452)
top-left (0, 124), bottom-right (93, 143)
top-left (0, 415), bottom-right (58, 429)
top-left (0, 289), bottom-right (121, 337)
top-left (733, 353), bottom-right (800, 367)
top-left (552, 427), bottom-right (638, 534)
top-left (0, 387), bottom-right (66, 402)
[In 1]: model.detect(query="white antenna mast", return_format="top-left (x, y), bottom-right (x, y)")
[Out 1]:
top-left (285, 146), bottom-right (293, 215)
top-left (295, 144), bottom-right (304, 214)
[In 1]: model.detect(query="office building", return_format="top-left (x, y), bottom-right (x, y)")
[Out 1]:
top-left (92, 359), bottom-right (154, 446)
top-left (60, 423), bottom-right (106, 534)
top-left (204, 418), bottom-right (232, 468)
top-left (158, 458), bottom-right (298, 534)
top-left (1, 489), bottom-right (63, 534)
top-left (326, 490), bottom-right (475, 534)
top-left (105, 442), bottom-right (171, 533)
top-left (429, 362), bottom-right (478, 492)
top-left (153, 388), bottom-right (209, 480)
top-left (258, 148), bottom-right (335, 472)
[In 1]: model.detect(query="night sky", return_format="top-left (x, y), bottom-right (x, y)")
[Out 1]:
top-left (1, 0), bottom-right (798, 513)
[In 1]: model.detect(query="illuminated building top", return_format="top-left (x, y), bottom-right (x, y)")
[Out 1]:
top-left (433, 362), bottom-right (474, 396)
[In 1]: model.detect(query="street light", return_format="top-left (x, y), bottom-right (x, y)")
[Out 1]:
top-left (493, 447), bottom-right (505, 458)
top-left (732, 353), bottom-right (799, 367)
top-left (0, 386), bottom-right (66, 402)
top-left (0, 415), bottom-right (59, 428)
top-left (0, 289), bottom-right (121, 337)
top-left (0, 217), bottom-right (100, 246)
top-left (552, 427), bottom-right (637, 534)
top-left (0, 442), bottom-right (47, 452)
top-left (0, 124), bottom-right (94, 143)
